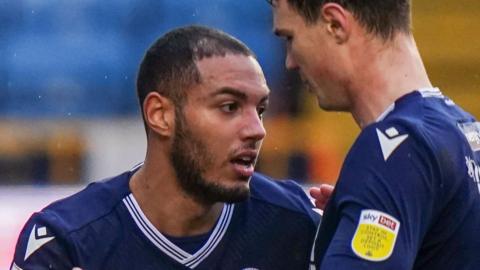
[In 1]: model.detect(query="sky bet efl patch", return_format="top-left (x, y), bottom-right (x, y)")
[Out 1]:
top-left (351, 209), bottom-right (400, 261)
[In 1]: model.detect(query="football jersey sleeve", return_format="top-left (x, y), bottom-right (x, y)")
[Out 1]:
top-left (11, 212), bottom-right (75, 270)
top-left (317, 124), bottom-right (439, 269)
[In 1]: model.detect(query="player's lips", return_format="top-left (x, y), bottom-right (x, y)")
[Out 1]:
top-left (230, 150), bottom-right (258, 178)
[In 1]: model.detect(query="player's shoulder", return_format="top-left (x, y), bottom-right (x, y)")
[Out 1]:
top-left (382, 89), bottom-right (474, 137)
top-left (249, 172), bottom-right (320, 223)
top-left (355, 89), bottom-right (473, 158)
top-left (12, 170), bottom-right (133, 268)
top-left (34, 169), bottom-right (132, 235)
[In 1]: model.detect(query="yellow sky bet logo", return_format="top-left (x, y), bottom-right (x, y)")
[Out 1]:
top-left (351, 209), bottom-right (400, 262)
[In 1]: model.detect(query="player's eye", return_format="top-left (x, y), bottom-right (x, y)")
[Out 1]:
top-left (220, 102), bottom-right (239, 113)
top-left (285, 35), bottom-right (293, 45)
top-left (257, 104), bottom-right (268, 120)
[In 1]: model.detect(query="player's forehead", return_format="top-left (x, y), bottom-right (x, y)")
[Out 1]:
top-left (194, 54), bottom-right (270, 100)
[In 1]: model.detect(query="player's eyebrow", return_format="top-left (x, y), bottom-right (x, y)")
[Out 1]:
top-left (210, 87), bottom-right (248, 101)
top-left (209, 87), bottom-right (270, 105)
top-left (259, 95), bottom-right (270, 108)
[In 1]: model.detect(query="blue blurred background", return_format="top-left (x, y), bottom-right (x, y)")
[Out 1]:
top-left (0, 0), bottom-right (286, 117)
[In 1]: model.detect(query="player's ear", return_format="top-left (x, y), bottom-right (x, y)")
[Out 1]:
top-left (321, 3), bottom-right (350, 44)
top-left (143, 92), bottom-right (175, 137)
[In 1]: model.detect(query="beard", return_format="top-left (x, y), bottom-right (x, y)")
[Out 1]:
top-left (170, 108), bottom-right (250, 205)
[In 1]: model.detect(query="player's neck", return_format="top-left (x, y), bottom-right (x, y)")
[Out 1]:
top-left (129, 160), bottom-right (223, 238)
top-left (349, 33), bottom-right (432, 128)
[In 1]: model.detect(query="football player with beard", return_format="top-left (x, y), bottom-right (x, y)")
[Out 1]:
top-left (11, 25), bottom-right (321, 270)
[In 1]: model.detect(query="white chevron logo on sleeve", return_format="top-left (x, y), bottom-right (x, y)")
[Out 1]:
top-left (376, 128), bottom-right (409, 161)
top-left (10, 263), bottom-right (23, 270)
top-left (24, 225), bottom-right (55, 261)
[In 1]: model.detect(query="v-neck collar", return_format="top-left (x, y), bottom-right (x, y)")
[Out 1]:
top-left (122, 194), bottom-right (234, 269)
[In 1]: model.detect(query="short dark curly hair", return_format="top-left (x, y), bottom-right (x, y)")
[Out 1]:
top-left (136, 25), bottom-right (255, 132)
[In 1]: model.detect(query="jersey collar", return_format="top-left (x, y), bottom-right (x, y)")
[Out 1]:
top-left (376, 87), bottom-right (443, 122)
top-left (123, 194), bottom-right (234, 269)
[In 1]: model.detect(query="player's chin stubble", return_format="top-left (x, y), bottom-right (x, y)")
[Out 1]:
top-left (170, 109), bottom-right (250, 205)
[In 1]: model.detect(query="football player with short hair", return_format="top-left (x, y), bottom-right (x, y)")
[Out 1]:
top-left (268, 0), bottom-right (480, 269)
top-left (11, 25), bottom-right (320, 270)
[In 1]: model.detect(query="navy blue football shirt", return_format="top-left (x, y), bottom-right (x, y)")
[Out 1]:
top-left (11, 169), bottom-right (320, 270)
top-left (313, 88), bottom-right (480, 269)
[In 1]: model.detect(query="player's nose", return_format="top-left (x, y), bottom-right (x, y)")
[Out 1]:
top-left (285, 50), bottom-right (299, 70)
top-left (240, 110), bottom-right (266, 142)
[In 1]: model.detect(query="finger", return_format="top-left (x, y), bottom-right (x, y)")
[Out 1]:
top-left (310, 185), bottom-right (333, 202)
top-left (314, 199), bottom-right (327, 210)
top-left (309, 187), bottom-right (322, 199)
top-left (319, 184), bottom-right (334, 197)
top-left (309, 188), bottom-right (326, 210)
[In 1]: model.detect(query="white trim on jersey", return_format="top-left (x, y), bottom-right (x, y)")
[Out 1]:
top-left (10, 263), bottom-right (23, 270)
top-left (377, 88), bottom-right (444, 122)
top-left (129, 162), bottom-right (144, 172)
top-left (376, 103), bottom-right (395, 122)
top-left (123, 194), bottom-right (234, 269)
top-left (309, 223), bottom-right (321, 270)
top-left (418, 87), bottom-right (443, 98)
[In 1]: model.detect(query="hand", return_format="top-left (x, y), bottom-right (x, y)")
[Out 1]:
top-left (309, 184), bottom-right (334, 211)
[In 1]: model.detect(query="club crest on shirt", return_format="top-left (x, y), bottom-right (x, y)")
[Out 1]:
top-left (458, 122), bottom-right (480, 152)
top-left (351, 209), bottom-right (400, 262)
